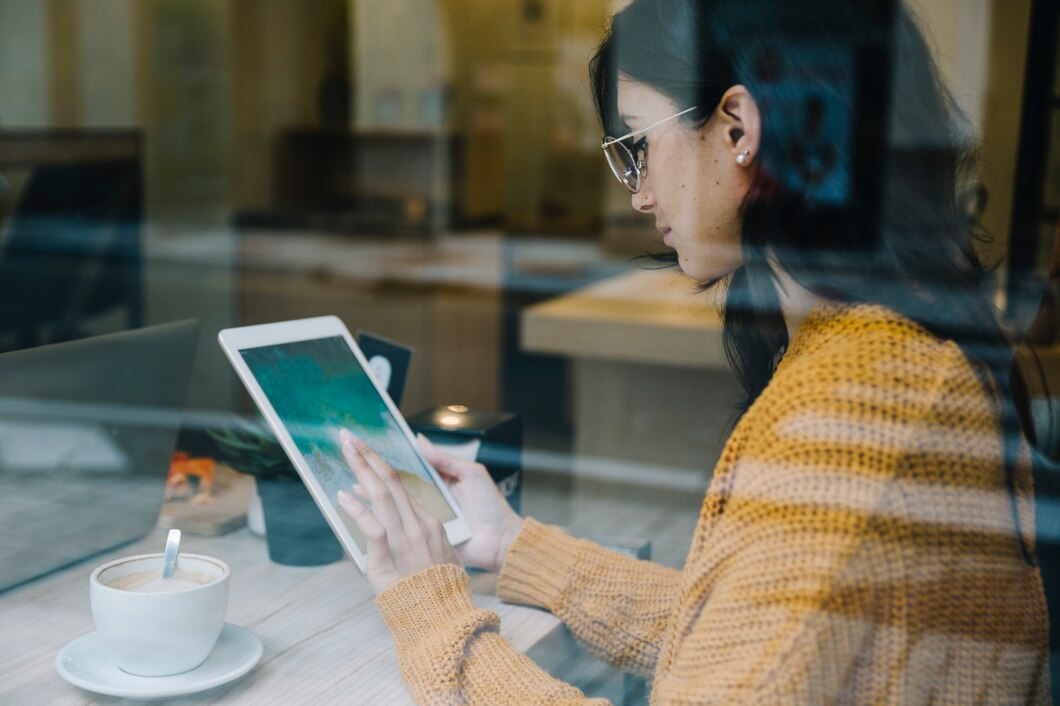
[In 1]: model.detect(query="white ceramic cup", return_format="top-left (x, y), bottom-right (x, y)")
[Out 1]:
top-left (90, 553), bottom-right (230, 677)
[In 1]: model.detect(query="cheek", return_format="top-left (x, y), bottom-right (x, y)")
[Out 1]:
top-left (692, 161), bottom-right (743, 241)
top-left (671, 147), bottom-right (716, 210)
top-left (661, 137), bottom-right (742, 241)
top-left (681, 185), bottom-right (744, 277)
top-left (699, 189), bottom-right (739, 238)
top-left (676, 174), bottom-right (732, 240)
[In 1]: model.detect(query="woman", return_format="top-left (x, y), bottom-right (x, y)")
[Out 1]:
top-left (336, 0), bottom-right (1050, 702)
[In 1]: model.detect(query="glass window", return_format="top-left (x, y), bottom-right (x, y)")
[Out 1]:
top-left (1, 3), bottom-right (1057, 703)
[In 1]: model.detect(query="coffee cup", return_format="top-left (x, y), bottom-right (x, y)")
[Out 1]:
top-left (90, 553), bottom-right (230, 677)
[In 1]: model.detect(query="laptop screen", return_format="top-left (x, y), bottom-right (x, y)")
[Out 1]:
top-left (0, 320), bottom-right (198, 593)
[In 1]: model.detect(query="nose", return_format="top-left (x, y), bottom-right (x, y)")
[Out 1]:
top-left (631, 183), bottom-right (655, 213)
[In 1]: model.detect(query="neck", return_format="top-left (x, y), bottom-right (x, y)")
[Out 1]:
top-left (771, 265), bottom-right (819, 344)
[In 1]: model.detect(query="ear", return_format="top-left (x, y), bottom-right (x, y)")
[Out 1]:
top-left (717, 85), bottom-right (761, 165)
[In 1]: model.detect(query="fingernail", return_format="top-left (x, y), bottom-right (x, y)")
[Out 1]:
top-left (337, 490), bottom-right (352, 503)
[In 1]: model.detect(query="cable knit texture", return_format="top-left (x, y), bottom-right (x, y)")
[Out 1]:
top-left (376, 302), bottom-right (1050, 704)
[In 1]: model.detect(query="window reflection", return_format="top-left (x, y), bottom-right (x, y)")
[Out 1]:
top-left (0, 1), bottom-right (1056, 701)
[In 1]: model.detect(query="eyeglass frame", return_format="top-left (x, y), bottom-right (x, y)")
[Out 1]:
top-left (600, 105), bottom-right (698, 193)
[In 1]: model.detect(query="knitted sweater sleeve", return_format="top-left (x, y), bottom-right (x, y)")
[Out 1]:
top-left (496, 517), bottom-right (682, 677)
top-left (377, 563), bottom-right (610, 705)
top-left (376, 517), bottom-right (680, 704)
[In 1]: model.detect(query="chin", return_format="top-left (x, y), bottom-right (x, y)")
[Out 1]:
top-left (675, 246), bottom-right (741, 287)
top-left (677, 261), bottom-right (730, 287)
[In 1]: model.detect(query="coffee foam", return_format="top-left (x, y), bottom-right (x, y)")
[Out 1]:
top-left (106, 567), bottom-right (217, 593)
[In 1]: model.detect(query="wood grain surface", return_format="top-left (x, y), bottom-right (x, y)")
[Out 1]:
top-left (0, 527), bottom-right (560, 705)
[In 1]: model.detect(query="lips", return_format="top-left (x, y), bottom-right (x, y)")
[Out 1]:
top-left (657, 226), bottom-right (672, 246)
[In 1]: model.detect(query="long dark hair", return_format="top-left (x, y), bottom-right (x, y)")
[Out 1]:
top-left (590, 0), bottom-right (1037, 564)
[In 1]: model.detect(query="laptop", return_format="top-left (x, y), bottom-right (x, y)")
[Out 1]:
top-left (0, 320), bottom-right (199, 593)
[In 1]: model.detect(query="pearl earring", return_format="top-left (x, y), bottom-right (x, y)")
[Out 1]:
top-left (736, 149), bottom-right (751, 166)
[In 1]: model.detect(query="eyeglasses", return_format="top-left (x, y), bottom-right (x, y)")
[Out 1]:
top-left (600, 106), bottom-right (698, 193)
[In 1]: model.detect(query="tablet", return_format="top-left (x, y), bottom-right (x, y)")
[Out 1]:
top-left (217, 316), bottom-right (471, 572)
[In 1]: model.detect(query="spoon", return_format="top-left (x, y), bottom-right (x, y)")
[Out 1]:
top-left (161, 529), bottom-right (181, 579)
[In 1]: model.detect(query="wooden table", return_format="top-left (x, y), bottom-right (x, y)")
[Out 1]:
top-left (522, 267), bottom-right (727, 369)
top-left (522, 268), bottom-right (741, 491)
top-left (0, 527), bottom-right (561, 705)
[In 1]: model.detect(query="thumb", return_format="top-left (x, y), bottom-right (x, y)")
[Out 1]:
top-left (417, 433), bottom-right (470, 481)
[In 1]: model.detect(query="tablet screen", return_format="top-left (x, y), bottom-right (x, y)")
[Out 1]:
top-left (239, 336), bottom-right (456, 552)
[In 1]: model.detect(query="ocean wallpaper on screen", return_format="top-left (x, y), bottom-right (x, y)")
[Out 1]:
top-left (241, 336), bottom-right (455, 553)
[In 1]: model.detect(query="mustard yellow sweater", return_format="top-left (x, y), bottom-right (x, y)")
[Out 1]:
top-left (377, 303), bottom-right (1050, 704)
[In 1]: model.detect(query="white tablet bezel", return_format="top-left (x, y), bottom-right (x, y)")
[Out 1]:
top-left (217, 316), bottom-right (472, 573)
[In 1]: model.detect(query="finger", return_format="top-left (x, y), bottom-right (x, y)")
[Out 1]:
top-left (340, 430), bottom-right (404, 534)
top-left (416, 434), bottom-right (473, 482)
top-left (343, 430), bottom-right (423, 538)
top-left (337, 490), bottom-right (392, 565)
top-left (412, 498), bottom-right (452, 562)
top-left (349, 432), bottom-right (424, 535)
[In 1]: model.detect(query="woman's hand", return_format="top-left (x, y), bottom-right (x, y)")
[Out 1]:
top-left (336, 429), bottom-right (461, 595)
top-left (416, 434), bottom-right (523, 573)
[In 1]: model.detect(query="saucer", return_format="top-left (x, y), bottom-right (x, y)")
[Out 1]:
top-left (56, 623), bottom-right (263, 701)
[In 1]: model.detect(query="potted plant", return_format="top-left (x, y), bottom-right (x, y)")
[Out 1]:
top-left (208, 418), bottom-right (343, 566)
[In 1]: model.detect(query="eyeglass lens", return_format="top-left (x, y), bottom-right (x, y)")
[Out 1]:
top-left (603, 140), bottom-right (640, 193)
